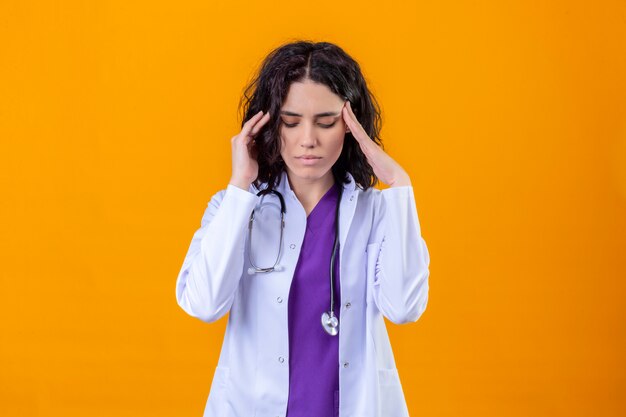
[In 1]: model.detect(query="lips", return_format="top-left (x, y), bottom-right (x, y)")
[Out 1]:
top-left (296, 155), bottom-right (322, 165)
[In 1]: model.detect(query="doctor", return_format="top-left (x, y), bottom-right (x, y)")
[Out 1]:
top-left (176, 41), bottom-right (430, 417)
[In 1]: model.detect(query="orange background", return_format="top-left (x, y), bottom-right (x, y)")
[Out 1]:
top-left (1, 1), bottom-right (625, 416)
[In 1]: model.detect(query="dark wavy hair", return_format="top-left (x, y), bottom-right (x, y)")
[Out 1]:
top-left (237, 40), bottom-right (384, 192)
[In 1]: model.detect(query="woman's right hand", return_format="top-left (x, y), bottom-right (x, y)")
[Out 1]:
top-left (229, 110), bottom-right (271, 190)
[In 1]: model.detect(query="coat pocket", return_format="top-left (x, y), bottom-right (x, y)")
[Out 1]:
top-left (377, 368), bottom-right (409, 416)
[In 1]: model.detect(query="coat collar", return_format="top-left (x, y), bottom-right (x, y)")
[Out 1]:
top-left (274, 170), bottom-right (358, 197)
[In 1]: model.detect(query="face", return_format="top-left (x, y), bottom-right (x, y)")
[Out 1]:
top-left (279, 79), bottom-right (347, 185)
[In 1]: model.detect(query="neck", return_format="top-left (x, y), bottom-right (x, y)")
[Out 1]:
top-left (286, 170), bottom-right (335, 216)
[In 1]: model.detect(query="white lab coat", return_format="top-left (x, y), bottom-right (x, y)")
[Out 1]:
top-left (176, 170), bottom-right (430, 417)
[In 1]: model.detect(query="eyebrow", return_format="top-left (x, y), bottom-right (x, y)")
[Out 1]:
top-left (280, 110), bottom-right (340, 117)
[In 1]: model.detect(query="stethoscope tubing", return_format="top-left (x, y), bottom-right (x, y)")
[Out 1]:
top-left (247, 189), bottom-right (286, 273)
top-left (247, 184), bottom-right (342, 336)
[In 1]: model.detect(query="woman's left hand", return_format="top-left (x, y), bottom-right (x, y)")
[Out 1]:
top-left (342, 100), bottom-right (412, 187)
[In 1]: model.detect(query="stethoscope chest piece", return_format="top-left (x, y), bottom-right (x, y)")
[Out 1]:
top-left (321, 311), bottom-right (339, 336)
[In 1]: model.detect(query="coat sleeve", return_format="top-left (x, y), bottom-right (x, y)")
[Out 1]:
top-left (369, 185), bottom-right (430, 324)
top-left (175, 184), bottom-right (258, 323)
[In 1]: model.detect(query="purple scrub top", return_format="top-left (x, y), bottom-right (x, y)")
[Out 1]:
top-left (286, 181), bottom-right (342, 417)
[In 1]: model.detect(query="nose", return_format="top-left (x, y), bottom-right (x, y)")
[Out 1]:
top-left (300, 122), bottom-right (316, 148)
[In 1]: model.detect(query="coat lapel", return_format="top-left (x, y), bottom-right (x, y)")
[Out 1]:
top-left (337, 173), bottom-right (358, 261)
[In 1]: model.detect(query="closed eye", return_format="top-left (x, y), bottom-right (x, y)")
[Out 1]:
top-left (283, 122), bottom-right (337, 129)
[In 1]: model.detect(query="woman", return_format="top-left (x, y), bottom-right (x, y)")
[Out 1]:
top-left (176, 40), bottom-right (430, 417)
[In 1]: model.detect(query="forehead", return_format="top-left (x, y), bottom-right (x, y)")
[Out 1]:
top-left (281, 81), bottom-right (344, 114)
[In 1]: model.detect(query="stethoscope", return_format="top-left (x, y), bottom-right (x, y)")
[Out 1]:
top-left (246, 186), bottom-right (343, 336)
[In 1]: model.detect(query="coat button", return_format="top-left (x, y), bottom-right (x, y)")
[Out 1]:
top-left (350, 195), bottom-right (354, 201)
top-left (343, 361), bottom-right (349, 368)
top-left (278, 356), bottom-right (285, 363)
top-left (345, 302), bottom-right (351, 309)
top-left (290, 244), bottom-right (296, 249)
top-left (277, 296), bottom-right (283, 303)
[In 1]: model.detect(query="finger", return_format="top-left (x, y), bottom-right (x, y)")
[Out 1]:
top-left (345, 101), bottom-right (362, 128)
top-left (340, 101), bottom-right (350, 125)
top-left (247, 111), bottom-right (271, 139)
top-left (247, 133), bottom-right (258, 152)
top-left (240, 110), bottom-right (265, 138)
top-left (343, 102), bottom-right (364, 134)
top-left (249, 111), bottom-right (271, 137)
top-left (342, 105), bottom-right (377, 155)
top-left (342, 105), bottom-right (366, 143)
top-left (345, 102), bottom-right (379, 150)
top-left (341, 104), bottom-right (355, 129)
